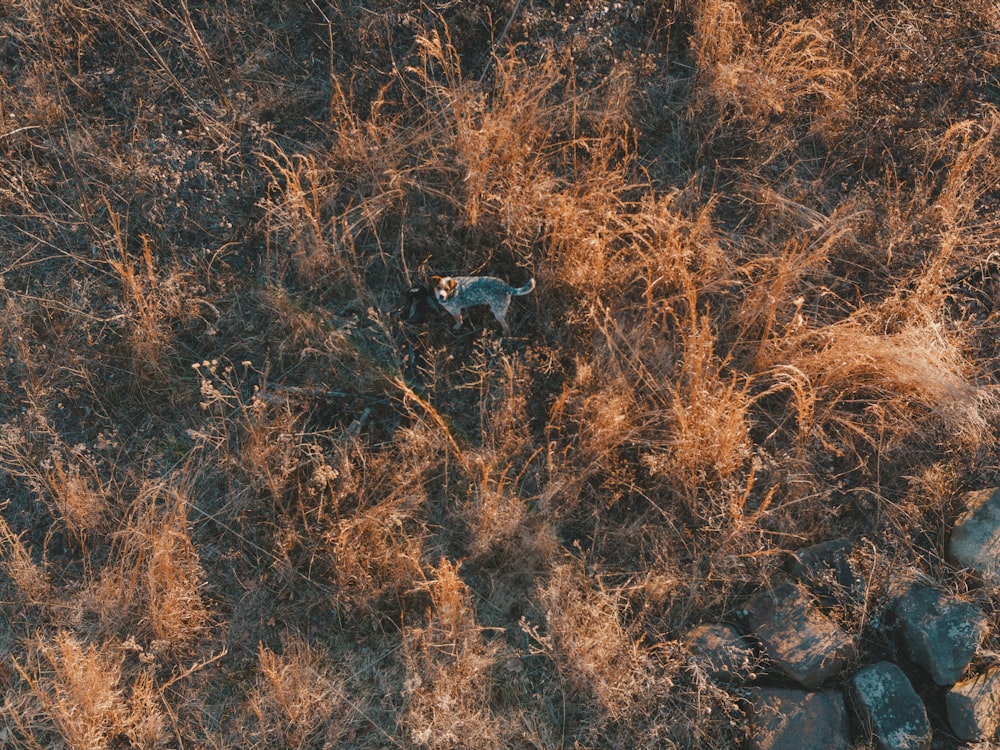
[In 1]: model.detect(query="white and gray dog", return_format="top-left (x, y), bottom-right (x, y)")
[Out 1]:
top-left (431, 275), bottom-right (535, 335)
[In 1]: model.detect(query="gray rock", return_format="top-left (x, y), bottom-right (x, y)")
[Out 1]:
top-left (748, 688), bottom-right (849, 750)
top-left (894, 584), bottom-right (986, 685)
top-left (851, 661), bottom-right (931, 750)
top-left (787, 538), bottom-right (866, 606)
top-left (747, 581), bottom-right (855, 688)
top-left (949, 487), bottom-right (1000, 584)
top-left (947, 666), bottom-right (1000, 741)
top-left (685, 623), bottom-right (754, 683)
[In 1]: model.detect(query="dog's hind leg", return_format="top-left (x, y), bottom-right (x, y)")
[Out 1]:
top-left (490, 298), bottom-right (512, 335)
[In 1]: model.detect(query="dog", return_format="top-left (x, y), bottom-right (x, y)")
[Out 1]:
top-left (431, 274), bottom-right (535, 335)
top-left (402, 284), bottom-right (439, 324)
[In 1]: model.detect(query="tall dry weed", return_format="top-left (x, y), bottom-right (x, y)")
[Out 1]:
top-left (107, 230), bottom-right (199, 380)
top-left (532, 563), bottom-right (669, 724)
top-left (41, 450), bottom-right (109, 548)
top-left (543, 356), bottom-right (638, 517)
top-left (13, 632), bottom-right (125, 750)
top-left (777, 310), bottom-right (997, 449)
top-left (92, 483), bottom-right (208, 647)
top-left (403, 557), bottom-right (506, 748)
top-left (412, 29), bottom-right (588, 240)
top-left (250, 638), bottom-right (350, 748)
top-left (0, 430), bottom-right (109, 549)
top-left (260, 150), bottom-right (366, 295)
top-left (323, 423), bottom-right (438, 614)
top-left (0, 514), bottom-right (50, 603)
top-left (690, 2), bottom-right (854, 144)
top-left (458, 356), bottom-right (538, 558)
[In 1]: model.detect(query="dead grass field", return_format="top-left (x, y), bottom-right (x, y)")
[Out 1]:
top-left (0, 0), bottom-right (998, 747)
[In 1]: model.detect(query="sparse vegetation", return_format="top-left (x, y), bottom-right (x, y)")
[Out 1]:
top-left (0, 0), bottom-right (998, 746)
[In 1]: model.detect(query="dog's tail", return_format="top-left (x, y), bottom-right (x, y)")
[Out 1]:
top-left (512, 278), bottom-right (536, 296)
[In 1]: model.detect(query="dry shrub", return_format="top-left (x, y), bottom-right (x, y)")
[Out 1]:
top-left (777, 310), bottom-right (998, 449)
top-left (564, 289), bottom-right (751, 520)
top-left (121, 668), bottom-right (169, 750)
top-left (260, 151), bottom-right (365, 294)
top-left (690, 1), bottom-right (854, 142)
top-left (191, 359), bottom-right (307, 509)
top-left (403, 557), bottom-right (506, 748)
top-left (144, 490), bottom-right (208, 645)
top-left (905, 113), bottom-right (1000, 289)
top-left (627, 191), bottom-right (728, 304)
top-left (543, 357), bottom-right (638, 517)
top-left (41, 450), bottom-right (109, 548)
top-left (323, 423), bottom-right (439, 614)
top-left (735, 193), bottom-right (870, 366)
top-left (0, 431), bottom-right (109, 549)
top-left (414, 30), bottom-right (569, 233)
top-left (533, 563), bottom-right (669, 724)
top-left (250, 637), bottom-right (350, 748)
top-left (13, 632), bottom-right (125, 750)
top-left (541, 161), bottom-right (632, 299)
top-left (92, 483), bottom-right (208, 647)
top-left (107, 231), bottom-right (202, 379)
top-left (0, 514), bottom-right (50, 603)
top-left (644, 299), bottom-right (752, 513)
top-left (458, 357), bottom-right (537, 558)
top-left (327, 496), bottom-right (426, 614)
top-left (410, 25), bottom-right (641, 289)
top-left (463, 460), bottom-right (531, 560)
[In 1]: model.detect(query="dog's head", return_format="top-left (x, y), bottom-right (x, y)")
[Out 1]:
top-left (431, 276), bottom-right (458, 302)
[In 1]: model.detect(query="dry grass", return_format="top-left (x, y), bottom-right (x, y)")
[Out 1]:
top-left (0, 0), bottom-right (998, 746)
top-left (250, 637), bottom-right (351, 748)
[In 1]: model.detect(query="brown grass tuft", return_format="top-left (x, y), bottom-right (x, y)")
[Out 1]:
top-left (91, 483), bottom-right (208, 647)
top-left (14, 632), bottom-right (125, 750)
top-left (250, 637), bottom-right (351, 748)
top-left (532, 563), bottom-right (674, 732)
top-left (0, 514), bottom-right (50, 603)
top-left (403, 557), bottom-right (506, 748)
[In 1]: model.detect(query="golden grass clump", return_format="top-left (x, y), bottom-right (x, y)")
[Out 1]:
top-left (260, 151), bottom-right (366, 295)
top-left (88, 483), bottom-right (208, 647)
top-left (0, 514), bottom-right (50, 603)
top-left (0, 431), bottom-right (110, 550)
top-left (414, 30), bottom-right (570, 234)
top-left (534, 563), bottom-right (669, 724)
top-left (690, 1), bottom-right (854, 144)
top-left (108, 236), bottom-right (183, 378)
top-left (403, 557), bottom-right (506, 748)
top-left (42, 451), bottom-right (109, 548)
top-left (13, 632), bottom-right (125, 750)
top-left (543, 357), bottom-right (638, 517)
top-left (778, 310), bottom-right (998, 449)
top-left (645, 301), bottom-right (753, 514)
top-left (250, 638), bottom-right (351, 748)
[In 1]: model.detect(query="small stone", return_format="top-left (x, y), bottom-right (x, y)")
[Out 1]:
top-left (685, 623), bottom-right (754, 683)
top-left (894, 584), bottom-right (986, 685)
top-left (851, 661), bottom-right (931, 750)
top-left (747, 581), bottom-right (855, 688)
top-left (949, 487), bottom-right (1000, 584)
top-left (748, 688), bottom-right (849, 750)
top-left (947, 666), bottom-right (1000, 741)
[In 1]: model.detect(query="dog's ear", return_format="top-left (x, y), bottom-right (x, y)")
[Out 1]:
top-left (431, 275), bottom-right (442, 286)
top-left (444, 278), bottom-right (457, 293)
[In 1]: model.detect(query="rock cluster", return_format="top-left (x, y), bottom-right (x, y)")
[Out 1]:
top-left (685, 487), bottom-right (1000, 748)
